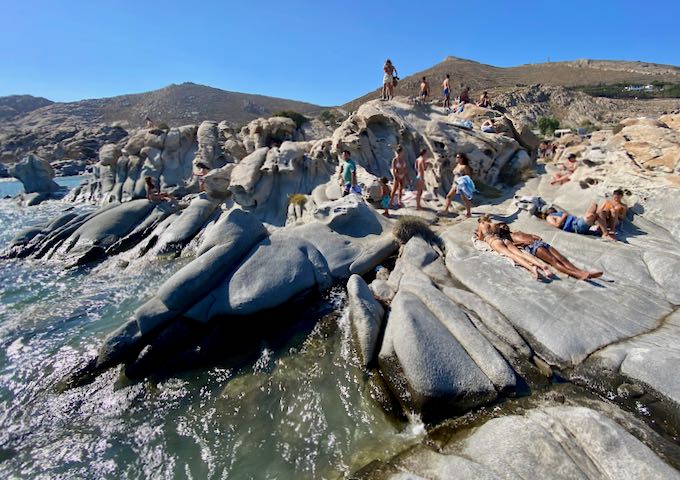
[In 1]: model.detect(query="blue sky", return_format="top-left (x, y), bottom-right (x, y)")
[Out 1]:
top-left (1, 0), bottom-right (679, 106)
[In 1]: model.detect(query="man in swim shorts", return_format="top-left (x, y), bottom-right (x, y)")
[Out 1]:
top-left (442, 74), bottom-right (451, 110)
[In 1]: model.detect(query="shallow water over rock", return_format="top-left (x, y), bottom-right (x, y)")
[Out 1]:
top-left (0, 200), bottom-right (419, 479)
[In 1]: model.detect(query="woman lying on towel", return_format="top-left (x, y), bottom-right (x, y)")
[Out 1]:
top-left (475, 216), bottom-right (552, 281)
top-left (501, 226), bottom-right (603, 280)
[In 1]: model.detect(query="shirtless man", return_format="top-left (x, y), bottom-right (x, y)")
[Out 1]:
top-left (508, 229), bottom-right (603, 280)
top-left (415, 149), bottom-right (428, 210)
top-left (420, 77), bottom-right (429, 101)
top-left (390, 145), bottom-right (408, 208)
top-left (442, 75), bottom-right (451, 110)
top-left (542, 204), bottom-right (616, 241)
top-left (599, 189), bottom-right (628, 233)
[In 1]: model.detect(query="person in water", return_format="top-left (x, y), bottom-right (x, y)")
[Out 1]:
top-left (420, 76), bottom-right (430, 101)
top-left (145, 176), bottom-right (171, 202)
top-left (383, 59), bottom-right (397, 101)
top-left (442, 74), bottom-right (451, 110)
top-left (379, 177), bottom-right (391, 216)
top-left (415, 149), bottom-right (428, 210)
top-left (550, 153), bottom-right (578, 185)
top-left (476, 216), bottom-right (549, 281)
top-left (440, 153), bottom-right (474, 217)
top-left (390, 145), bottom-right (409, 208)
top-left (505, 227), bottom-right (603, 280)
top-left (539, 204), bottom-right (615, 241)
top-left (599, 188), bottom-right (628, 234)
top-left (338, 150), bottom-right (357, 196)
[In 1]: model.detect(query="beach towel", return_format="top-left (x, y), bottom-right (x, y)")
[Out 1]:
top-left (456, 175), bottom-right (476, 200)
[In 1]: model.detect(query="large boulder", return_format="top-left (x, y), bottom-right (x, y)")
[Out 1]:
top-left (8, 154), bottom-right (61, 194)
top-left (347, 274), bottom-right (384, 367)
top-left (240, 116), bottom-right (298, 153)
top-left (356, 406), bottom-right (680, 479)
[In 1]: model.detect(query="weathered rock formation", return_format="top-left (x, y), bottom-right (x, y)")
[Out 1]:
top-left (8, 154), bottom-right (63, 205)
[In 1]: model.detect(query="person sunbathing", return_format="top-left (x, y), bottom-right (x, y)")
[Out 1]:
top-left (475, 216), bottom-right (549, 281)
top-left (550, 153), bottom-right (578, 185)
top-left (506, 229), bottom-right (603, 280)
top-left (538, 205), bottom-right (616, 241)
top-left (599, 189), bottom-right (628, 234)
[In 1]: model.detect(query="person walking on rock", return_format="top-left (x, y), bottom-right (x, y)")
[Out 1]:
top-left (442, 75), bottom-right (451, 110)
top-left (390, 145), bottom-right (408, 208)
top-left (415, 149), bottom-right (428, 210)
top-left (383, 59), bottom-right (397, 101)
top-left (338, 150), bottom-right (358, 196)
top-left (440, 153), bottom-right (474, 217)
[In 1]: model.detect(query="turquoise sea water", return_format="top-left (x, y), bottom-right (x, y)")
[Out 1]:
top-left (0, 188), bottom-right (418, 479)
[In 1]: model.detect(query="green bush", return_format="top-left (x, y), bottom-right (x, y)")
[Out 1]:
top-left (271, 110), bottom-right (309, 129)
top-left (537, 117), bottom-right (560, 136)
top-left (156, 122), bottom-right (170, 131)
top-left (392, 216), bottom-right (437, 244)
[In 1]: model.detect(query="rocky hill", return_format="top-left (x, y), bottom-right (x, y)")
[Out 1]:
top-left (345, 57), bottom-right (680, 127)
top-left (0, 83), bottom-right (325, 133)
top-left (0, 95), bottom-right (53, 122)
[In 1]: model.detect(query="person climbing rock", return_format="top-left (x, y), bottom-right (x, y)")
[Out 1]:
top-left (338, 150), bottom-right (357, 196)
top-left (440, 153), bottom-right (474, 217)
top-left (383, 59), bottom-right (397, 101)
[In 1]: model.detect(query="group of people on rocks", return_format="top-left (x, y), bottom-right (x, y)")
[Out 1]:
top-left (383, 59), bottom-right (492, 112)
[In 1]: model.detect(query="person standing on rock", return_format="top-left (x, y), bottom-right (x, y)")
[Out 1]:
top-left (415, 149), bottom-right (428, 210)
top-left (390, 145), bottom-right (408, 208)
top-left (440, 153), bottom-right (474, 217)
top-left (420, 77), bottom-right (430, 102)
top-left (338, 150), bottom-right (358, 196)
top-left (442, 75), bottom-right (451, 110)
top-left (383, 60), bottom-right (397, 101)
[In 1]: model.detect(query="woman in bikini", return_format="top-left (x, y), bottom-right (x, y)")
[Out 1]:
top-left (415, 149), bottom-right (428, 210)
top-left (475, 216), bottom-right (546, 281)
top-left (505, 227), bottom-right (603, 280)
top-left (550, 153), bottom-right (578, 185)
top-left (390, 145), bottom-right (408, 208)
top-left (440, 153), bottom-right (473, 217)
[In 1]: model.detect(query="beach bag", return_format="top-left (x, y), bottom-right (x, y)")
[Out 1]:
top-left (392, 76), bottom-right (399, 87)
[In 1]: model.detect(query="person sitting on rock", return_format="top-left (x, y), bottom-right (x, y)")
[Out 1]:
top-left (338, 149), bottom-right (358, 196)
top-left (390, 145), bottom-right (409, 208)
top-left (415, 149), bottom-right (429, 210)
top-left (145, 116), bottom-right (155, 129)
top-left (550, 153), bottom-right (578, 185)
top-left (539, 204), bottom-right (616, 241)
top-left (383, 59), bottom-right (397, 101)
top-left (477, 91), bottom-right (491, 108)
top-left (481, 118), bottom-right (495, 133)
top-left (145, 176), bottom-right (171, 202)
top-left (505, 227), bottom-right (604, 280)
top-left (442, 75), bottom-right (451, 110)
top-left (379, 177), bottom-right (391, 216)
top-left (419, 77), bottom-right (430, 102)
top-left (455, 86), bottom-right (471, 113)
top-left (475, 216), bottom-right (547, 281)
top-left (440, 153), bottom-right (474, 217)
top-left (599, 188), bottom-right (628, 234)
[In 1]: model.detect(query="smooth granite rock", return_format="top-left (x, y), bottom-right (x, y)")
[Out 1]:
top-left (347, 274), bottom-right (385, 367)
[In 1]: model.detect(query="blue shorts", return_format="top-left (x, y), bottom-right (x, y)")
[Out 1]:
top-left (572, 217), bottom-right (592, 235)
top-left (381, 195), bottom-right (390, 209)
top-left (444, 88), bottom-right (450, 97)
top-left (527, 240), bottom-right (550, 256)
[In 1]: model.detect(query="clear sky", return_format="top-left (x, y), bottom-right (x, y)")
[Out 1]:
top-left (1, 0), bottom-right (679, 106)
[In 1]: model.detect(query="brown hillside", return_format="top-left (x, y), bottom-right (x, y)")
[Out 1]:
top-left (345, 57), bottom-right (680, 110)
